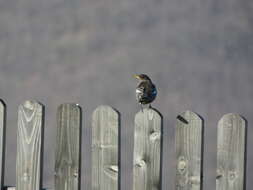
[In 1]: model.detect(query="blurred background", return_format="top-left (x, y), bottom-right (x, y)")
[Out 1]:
top-left (0, 0), bottom-right (252, 189)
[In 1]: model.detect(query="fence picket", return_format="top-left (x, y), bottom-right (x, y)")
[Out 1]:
top-left (0, 100), bottom-right (6, 189)
top-left (92, 106), bottom-right (120, 190)
top-left (16, 100), bottom-right (44, 190)
top-left (175, 111), bottom-right (204, 190)
top-left (55, 103), bottom-right (82, 190)
top-left (133, 108), bottom-right (163, 190)
top-left (216, 113), bottom-right (247, 190)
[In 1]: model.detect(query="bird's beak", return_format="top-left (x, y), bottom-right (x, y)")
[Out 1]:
top-left (133, 74), bottom-right (140, 79)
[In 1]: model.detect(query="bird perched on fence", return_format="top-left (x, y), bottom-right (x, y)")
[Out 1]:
top-left (133, 74), bottom-right (157, 110)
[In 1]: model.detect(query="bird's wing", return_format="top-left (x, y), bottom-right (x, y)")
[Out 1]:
top-left (143, 82), bottom-right (157, 97)
top-left (150, 83), bottom-right (157, 96)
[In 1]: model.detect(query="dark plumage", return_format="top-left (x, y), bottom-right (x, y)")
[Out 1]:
top-left (134, 74), bottom-right (157, 108)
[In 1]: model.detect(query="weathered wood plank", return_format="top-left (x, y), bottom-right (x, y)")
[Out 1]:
top-left (16, 100), bottom-right (44, 190)
top-left (5, 187), bottom-right (50, 190)
top-left (133, 108), bottom-right (162, 190)
top-left (0, 100), bottom-right (6, 189)
top-left (6, 187), bottom-right (16, 190)
top-left (216, 113), bottom-right (247, 190)
top-left (55, 103), bottom-right (82, 190)
top-left (175, 111), bottom-right (204, 190)
top-left (92, 105), bottom-right (120, 190)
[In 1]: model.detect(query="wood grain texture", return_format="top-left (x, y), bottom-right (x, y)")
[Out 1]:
top-left (133, 108), bottom-right (162, 190)
top-left (216, 113), bottom-right (246, 190)
top-left (5, 187), bottom-right (50, 190)
top-left (16, 100), bottom-right (44, 190)
top-left (55, 103), bottom-right (81, 190)
top-left (175, 111), bottom-right (204, 190)
top-left (92, 105), bottom-right (120, 190)
top-left (0, 100), bottom-right (6, 189)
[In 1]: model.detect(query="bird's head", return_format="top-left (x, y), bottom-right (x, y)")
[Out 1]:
top-left (133, 74), bottom-right (151, 81)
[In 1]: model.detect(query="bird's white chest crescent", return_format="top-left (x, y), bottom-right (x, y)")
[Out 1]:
top-left (136, 89), bottom-right (142, 94)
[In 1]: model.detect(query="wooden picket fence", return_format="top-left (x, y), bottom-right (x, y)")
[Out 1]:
top-left (0, 100), bottom-right (247, 190)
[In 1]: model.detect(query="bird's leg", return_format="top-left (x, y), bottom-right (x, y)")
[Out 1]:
top-left (140, 104), bottom-right (144, 112)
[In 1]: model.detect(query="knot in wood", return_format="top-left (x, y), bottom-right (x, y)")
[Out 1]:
top-left (54, 170), bottom-right (62, 177)
top-left (149, 131), bottom-right (160, 141)
top-left (189, 176), bottom-right (200, 185)
top-left (136, 159), bottom-right (146, 168)
top-left (23, 172), bottom-right (30, 181)
top-left (73, 171), bottom-right (78, 178)
top-left (178, 161), bottom-right (186, 173)
top-left (109, 165), bottom-right (118, 173)
top-left (104, 165), bottom-right (118, 180)
top-left (228, 171), bottom-right (237, 181)
top-left (216, 169), bottom-right (223, 179)
top-left (177, 157), bottom-right (187, 174)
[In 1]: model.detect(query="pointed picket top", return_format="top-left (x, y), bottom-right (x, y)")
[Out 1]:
top-left (16, 100), bottom-right (44, 190)
top-left (216, 113), bottom-right (247, 190)
top-left (0, 100), bottom-right (6, 190)
top-left (176, 110), bottom-right (203, 125)
top-left (175, 110), bottom-right (204, 190)
top-left (217, 113), bottom-right (246, 130)
top-left (55, 103), bottom-right (82, 190)
top-left (92, 105), bottom-right (120, 190)
top-left (133, 108), bottom-right (163, 190)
